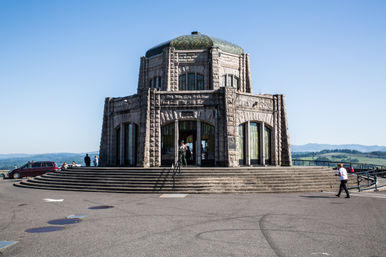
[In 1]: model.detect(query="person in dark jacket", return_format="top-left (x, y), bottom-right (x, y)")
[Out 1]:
top-left (84, 154), bottom-right (91, 167)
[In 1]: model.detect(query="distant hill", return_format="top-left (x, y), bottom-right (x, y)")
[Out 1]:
top-left (0, 151), bottom-right (98, 170)
top-left (292, 149), bottom-right (386, 167)
top-left (291, 144), bottom-right (386, 153)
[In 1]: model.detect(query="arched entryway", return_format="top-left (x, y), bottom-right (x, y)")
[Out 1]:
top-left (160, 120), bottom-right (215, 166)
top-left (179, 121), bottom-right (196, 165)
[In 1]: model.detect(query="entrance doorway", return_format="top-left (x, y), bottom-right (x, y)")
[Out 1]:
top-left (179, 121), bottom-right (196, 165)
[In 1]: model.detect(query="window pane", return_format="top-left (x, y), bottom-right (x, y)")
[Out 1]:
top-left (188, 73), bottom-right (195, 90)
top-left (234, 76), bottom-right (239, 89)
top-left (264, 126), bottom-right (271, 164)
top-left (221, 75), bottom-right (226, 87)
top-left (197, 74), bottom-right (204, 90)
top-left (250, 122), bottom-right (260, 163)
top-left (155, 77), bottom-right (159, 89)
top-left (227, 75), bottom-right (232, 87)
top-left (161, 123), bottom-right (175, 165)
top-left (124, 123), bottom-right (137, 166)
top-left (201, 123), bottom-right (215, 163)
top-left (116, 126), bottom-right (121, 165)
top-left (179, 74), bottom-right (186, 90)
top-left (158, 76), bottom-right (162, 90)
top-left (32, 162), bottom-right (41, 168)
top-left (238, 124), bottom-right (245, 163)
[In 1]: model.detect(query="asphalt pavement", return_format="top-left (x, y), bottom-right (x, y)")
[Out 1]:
top-left (0, 179), bottom-right (385, 257)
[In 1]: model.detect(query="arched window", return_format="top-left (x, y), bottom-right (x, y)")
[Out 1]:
top-left (197, 74), bottom-right (204, 90)
top-left (161, 123), bottom-right (175, 166)
top-left (250, 122), bottom-right (260, 164)
top-left (179, 73), bottom-right (205, 91)
top-left (221, 74), bottom-right (239, 88)
top-left (238, 123), bottom-right (246, 165)
top-left (201, 122), bottom-right (215, 166)
top-left (264, 126), bottom-right (272, 165)
top-left (149, 76), bottom-right (161, 90)
top-left (124, 123), bottom-right (137, 166)
top-left (115, 126), bottom-right (121, 166)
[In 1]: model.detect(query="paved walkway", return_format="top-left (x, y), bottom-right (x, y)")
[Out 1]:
top-left (0, 179), bottom-right (385, 257)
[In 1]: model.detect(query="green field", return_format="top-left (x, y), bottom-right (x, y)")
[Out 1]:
top-left (293, 150), bottom-right (386, 167)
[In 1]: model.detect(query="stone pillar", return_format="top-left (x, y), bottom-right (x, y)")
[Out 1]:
top-left (168, 48), bottom-right (179, 91)
top-left (196, 119), bottom-right (201, 166)
top-left (260, 122), bottom-right (265, 165)
top-left (162, 48), bottom-right (169, 91)
top-left (245, 54), bottom-right (253, 93)
top-left (138, 88), bottom-right (150, 167)
top-left (120, 123), bottom-right (125, 166)
top-left (272, 95), bottom-right (279, 166)
top-left (246, 121), bottom-right (251, 166)
top-left (99, 97), bottom-right (114, 167)
top-left (174, 120), bottom-right (178, 164)
top-left (279, 95), bottom-right (292, 166)
top-left (210, 47), bottom-right (221, 90)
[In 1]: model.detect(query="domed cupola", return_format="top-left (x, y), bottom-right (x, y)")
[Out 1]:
top-left (145, 31), bottom-right (244, 57)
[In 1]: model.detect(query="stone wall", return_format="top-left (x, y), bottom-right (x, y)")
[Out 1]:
top-left (101, 43), bottom-right (290, 167)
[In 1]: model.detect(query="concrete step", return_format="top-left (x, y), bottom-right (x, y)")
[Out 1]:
top-left (27, 176), bottom-right (336, 187)
top-left (16, 181), bottom-right (334, 193)
top-left (14, 166), bottom-right (337, 194)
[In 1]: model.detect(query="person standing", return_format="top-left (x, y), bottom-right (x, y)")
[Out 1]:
top-left (84, 154), bottom-right (91, 167)
top-left (179, 140), bottom-right (187, 166)
top-left (93, 155), bottom-right (99, 167)
top-left (336, 163), bottom-right (350, 198)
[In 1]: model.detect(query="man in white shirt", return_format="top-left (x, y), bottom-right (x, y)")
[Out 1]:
top-left (336, 163), bottom-right (350, 198)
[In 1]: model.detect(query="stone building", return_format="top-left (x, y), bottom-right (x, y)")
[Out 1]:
top-left (99, 32), bottom-right (291, 167)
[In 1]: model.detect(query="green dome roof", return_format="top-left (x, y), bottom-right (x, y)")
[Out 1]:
top-left (145, 32), bottom-right (244, 57)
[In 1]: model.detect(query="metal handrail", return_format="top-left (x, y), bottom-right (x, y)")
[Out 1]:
top-left (354, 169), bottom-right (386, 192)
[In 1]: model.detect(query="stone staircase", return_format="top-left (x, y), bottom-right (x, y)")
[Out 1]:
top-left (13, 166), bottom-right (339, 193)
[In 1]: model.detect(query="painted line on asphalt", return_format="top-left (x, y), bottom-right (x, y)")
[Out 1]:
top-left (67, 214), bottom-right (85, 219)
top-left (43, 198), bottom-right (64, 202)
top-left (0, 241), bottom-right (18, 250)
top-left (160, 194), bottom-right (188, 198)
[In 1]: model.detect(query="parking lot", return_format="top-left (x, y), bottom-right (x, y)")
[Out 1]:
top-left (0, 179), bottom-right (385, 257)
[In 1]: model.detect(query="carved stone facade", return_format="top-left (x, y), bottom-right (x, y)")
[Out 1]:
top-left (99, 32), bottom-right (291, 167)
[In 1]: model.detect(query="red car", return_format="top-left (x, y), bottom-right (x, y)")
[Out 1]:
top-left (8, 161), bottom-right (59, 179)
top-left (344, 164), bottom-right (355, 173)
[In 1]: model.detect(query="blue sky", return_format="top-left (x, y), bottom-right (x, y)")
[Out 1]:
top-left (0, 0), bottom-right (385, 154)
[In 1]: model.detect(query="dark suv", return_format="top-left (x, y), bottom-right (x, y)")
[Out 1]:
top-left (8, 161), bottom-right (59, 179)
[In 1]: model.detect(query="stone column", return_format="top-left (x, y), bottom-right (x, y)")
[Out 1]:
top-left (120, 123), bottom-right (125, 166)
top-left (272, 95), bottom-right (279, 166)
top-left (245, 54), bottom-right (252, 93)
top-left (168, 48), bottom-right (178, 91)
top-left (174, 120), bottom-right (178, 165)
top-left (246, 121), bottom-right (251, 166)
top-left (210, 47), bottom-right (220, 90)
top-left (279, 95), bottom-right (292, 166)
top-left (260, 122), bottom-right (265, 165)
top-left (196, 119), bottom-right (201, 166)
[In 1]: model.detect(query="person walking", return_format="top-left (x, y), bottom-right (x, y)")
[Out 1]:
top-left (84, 154), bottom-right (91, 167)
top-left (336, 163), bottom-right (350, 198)
top-left (93, 155), bottom-right (99, 167)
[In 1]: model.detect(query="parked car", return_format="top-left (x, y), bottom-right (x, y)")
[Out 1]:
top-left (8, 161), bottom-right (59, 179)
